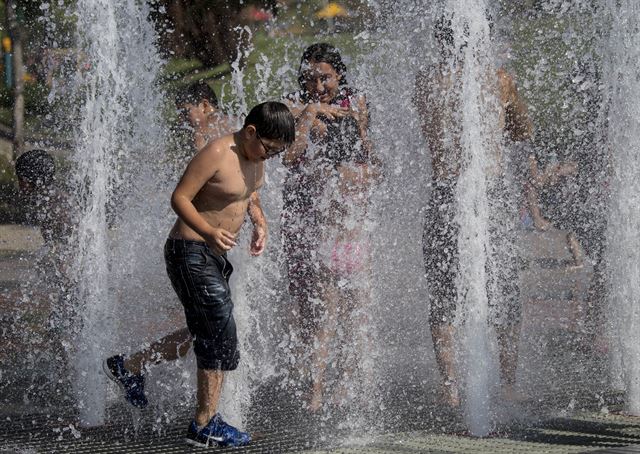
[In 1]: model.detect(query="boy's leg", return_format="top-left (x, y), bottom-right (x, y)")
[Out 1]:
top-left (164, 239), bottom-right (248, 446)
top-left (430, 322), bottom-right (460, 407)
top-left (125, 327), bottom-right (192, 375)
top-left (196, 369), bottom-right (225, 426)
top-left (493, 267), bottom-right (524, 400)
top-left (497, 323), bottom-right (520, 388)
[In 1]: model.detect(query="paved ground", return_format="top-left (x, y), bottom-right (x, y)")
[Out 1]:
top-left (1, 224), bottom-right (639, 453)
top-left (0, 385), bottom-right (638, 453)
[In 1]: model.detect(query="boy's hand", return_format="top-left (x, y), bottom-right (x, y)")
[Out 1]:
top-left (250, 225), bottom-right (267, 256)
top-left (205, 228), bottom-right (237, 255)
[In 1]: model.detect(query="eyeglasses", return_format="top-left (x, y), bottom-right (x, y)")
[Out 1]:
top-left (257, 133), bottom-right (287, 157)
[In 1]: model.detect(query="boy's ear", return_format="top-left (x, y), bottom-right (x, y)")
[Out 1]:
top-left (245, 124), bottom-right (257, 137)
top-left (201, 99), bottom-right (212, 112)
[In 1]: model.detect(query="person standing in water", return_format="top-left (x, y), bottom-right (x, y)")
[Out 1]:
top-left (104, 82), bottom-right (268, 411)
top-left (415, 15), bottom-right (532, 407)
top-left (107, 100), bottom-right (293, 448)
top-left (282, 43), bottom-right (380, 411)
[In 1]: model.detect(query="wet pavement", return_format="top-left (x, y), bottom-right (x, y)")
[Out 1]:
top-left (0, 383), bottom-right (638, 453)
top-left (2, 224), bottom-right (640, 453)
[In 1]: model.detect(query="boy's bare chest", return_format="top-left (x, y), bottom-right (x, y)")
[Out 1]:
top-left (204, 160), bottom-right (263, 201)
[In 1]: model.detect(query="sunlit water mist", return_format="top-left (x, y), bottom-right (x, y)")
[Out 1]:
top-left (50, 0), bottom-right (624, 438)
top-left (69, 0), bottom-right (166, 426)
top-left (448, 0), bottom-right (500, 435)
top-left (604, 0), bottom-right (640, 416)
top-left (364, 0), bottom-right (512, 435)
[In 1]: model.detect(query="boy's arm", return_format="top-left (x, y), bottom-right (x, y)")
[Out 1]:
top-left (525, 180), bottom-right (551, 231)
top-left (247, 191), bottom-right (267, 256)
top-left (170, 143), bottom-right (237, 254)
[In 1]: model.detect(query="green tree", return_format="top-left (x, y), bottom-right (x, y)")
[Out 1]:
top-left (154, 0), bottom-right (276, 68)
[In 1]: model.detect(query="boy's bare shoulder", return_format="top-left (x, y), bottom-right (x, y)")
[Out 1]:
top-left (198, 133), bottom-right (236, 159)
top-left (186, 134), bottom-right (237, 179)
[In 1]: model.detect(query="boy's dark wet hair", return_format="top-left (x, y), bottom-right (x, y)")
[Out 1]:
top-left (298, 42), bottom-right (348, 89)
top-left (175, 80), bottom-right (219, 108)
top-left (15, 149), bottom-right (55, 186)
top-left (244, 102), bottom-right (295, 144)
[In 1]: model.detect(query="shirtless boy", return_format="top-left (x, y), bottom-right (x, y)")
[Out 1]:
top-left (113, 101), bottom-right (294, 448)
top-left (167, 101), bottom-right (293, 446)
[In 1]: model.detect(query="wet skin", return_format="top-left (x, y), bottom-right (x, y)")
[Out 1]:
top-left (169, 126), bottom-right (284, 255)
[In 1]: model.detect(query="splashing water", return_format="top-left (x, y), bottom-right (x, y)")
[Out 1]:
top-left (69, 0), bottom-right (166, 426)
top-left (604, 0), bottom-right (640, 416)
top-left (19, 0), bottom-right (637, 440)
top-left (447, 0), bottom-right (498, 435)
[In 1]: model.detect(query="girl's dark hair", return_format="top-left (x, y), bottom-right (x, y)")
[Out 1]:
top-left (244, 102), bottom-right (295, 144)
top-left (175, 80), bottom-right (219, 108)
top-left (297, 42), bottom-right (348, 90)
top-left (15, 149), bottom-right (55, 186)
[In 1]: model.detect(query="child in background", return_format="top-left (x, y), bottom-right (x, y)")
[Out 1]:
top-left (525, 150), bottom-right (583, 267)
top-left (15, 149), bottom-right (71, 250)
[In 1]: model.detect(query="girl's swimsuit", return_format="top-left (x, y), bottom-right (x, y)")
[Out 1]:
top-left (318, 179), bottom-right (371, 284)
top-left (282, 87), bottom-right (371, 298)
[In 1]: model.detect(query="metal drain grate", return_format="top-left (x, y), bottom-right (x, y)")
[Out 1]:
top-left (1, 385), bottom-right (639, 454)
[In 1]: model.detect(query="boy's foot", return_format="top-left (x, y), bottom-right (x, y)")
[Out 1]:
top-left (185, 414), bottom-right (251, 448)
top-left (103, 354), bottom-right (148, 409)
